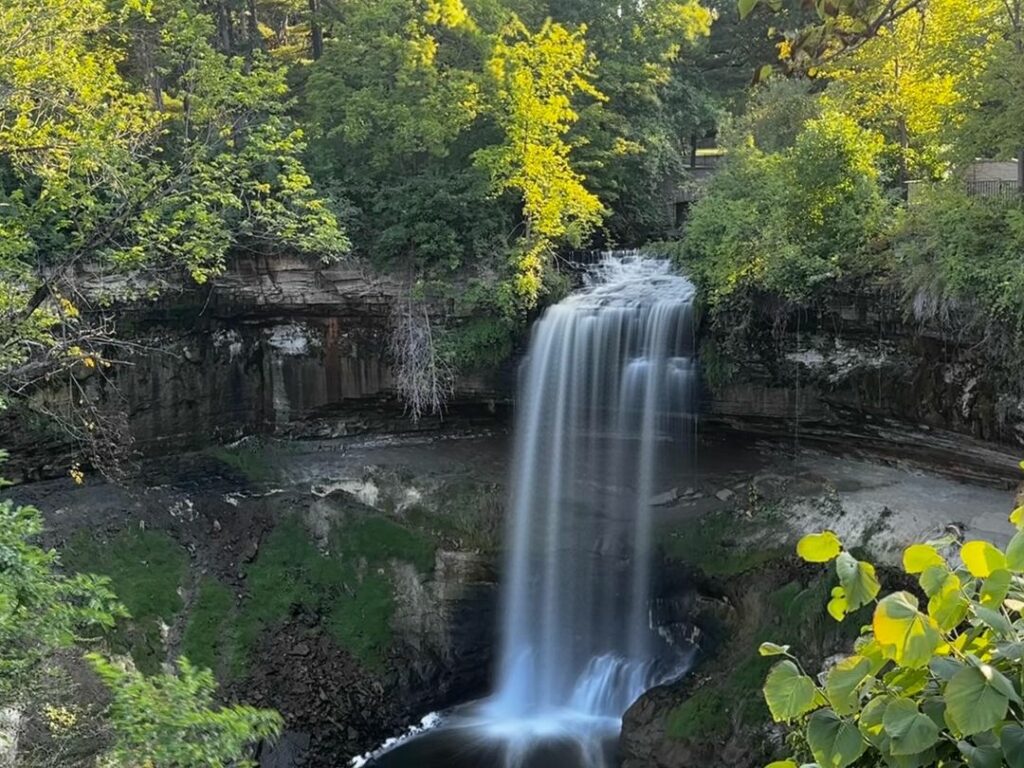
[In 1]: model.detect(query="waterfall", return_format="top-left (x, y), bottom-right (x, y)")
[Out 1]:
top-left (487, 253), bottom-right (698, 736)
top-left (362, 253), bottom-right (698, 768)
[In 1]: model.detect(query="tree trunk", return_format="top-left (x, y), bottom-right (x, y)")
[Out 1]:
top-left (246, 0), bottom-right (263, 52)
top-left (216, 2), bottom-right (234, 53)
top-left (309, 0), bottom-right (324, 60)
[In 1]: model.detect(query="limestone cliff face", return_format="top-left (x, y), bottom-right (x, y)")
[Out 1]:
top-left (700, 288), bottom-right (1024, 484)
top-left (7, 256), bottom-right (513, 479)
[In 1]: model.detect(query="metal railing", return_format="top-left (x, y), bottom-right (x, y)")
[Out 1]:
top-left (964, 179), bottom-right (1022, 198)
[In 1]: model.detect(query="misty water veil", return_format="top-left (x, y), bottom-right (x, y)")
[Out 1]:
top-left (364, 254), bottom-right (699, 768)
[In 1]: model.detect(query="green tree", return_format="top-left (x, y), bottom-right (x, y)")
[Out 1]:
top-left (763, 511), bottom-right (1024, 768)
top-left (0, 0), bottom-right (346, 468)
top-left (676, 108), bottom-right (889, 306)
top-left (0, 468), bottom-right (123, 704)
top-left (90, 656), bottom-right (282, 768)
top-left (820, 0), bottom-right (998, 183)
top-left (0, 452), bottom-right (281, 766)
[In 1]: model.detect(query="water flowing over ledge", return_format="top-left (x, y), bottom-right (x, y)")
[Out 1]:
top-left (366, 253), bottom-right (699, 768)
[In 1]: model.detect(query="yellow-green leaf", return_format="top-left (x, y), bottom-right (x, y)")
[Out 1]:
top-left (759, 642), bottom-right (790, 657)
top-left (1010, 506), bottom-right (1024, 530)
top-left (873, 592), bottom-right (942, 669)
top-left (825, 655), bottom-right (871, 715)
top-left (1006, 531), bottom-right (1024, 572)
top-left (835, 552), bottom-right (880, 610)
top-left (764, 660), bottom-right (820, 722)
top-left (903, 543), bottom-right (944, 574)
top-left (960, 541), bottom-right (1006, 578)
top-left (979, 569), bottom-right (1012, 607)
top-left (928, 572), bottom-right (968, 631)
top-left (797, 531), bottom-right (842, 563)
top-left (764, 762), bottom-right (798, 768)
top-left (919, 564), bottom-right (951, 597)
top-left (828, 587), bottom-right (849, 622)
top-left (806, 708), bottom-right (867, 768)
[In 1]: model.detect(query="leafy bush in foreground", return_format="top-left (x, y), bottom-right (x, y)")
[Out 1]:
top-left (763, 506), bottom-right (1024, 768)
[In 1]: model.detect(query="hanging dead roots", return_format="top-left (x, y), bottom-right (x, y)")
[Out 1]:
top-left (388, 298), bottom-right (454, 422)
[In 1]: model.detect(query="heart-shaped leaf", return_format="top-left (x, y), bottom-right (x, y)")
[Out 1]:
top-left (764, 660), bottom-right (819, 722)
top-left (961, 541), bottom-right (1006, 578)
top-left (835, 552), bottom-right (880, 611)
top-left (1000, 724), bottom-right (1024, 768)
top-left (945, 666), bottom-right (1010, 736)
top-left (798, 531), bottom-right (842, 563)
top-left (806, 708), bottom-right (866, 768)
top-left (903, 544), bottom-right (944, 574)
top-left (873, 592), bottom-right (942, 669)
top-left (825, 656), bottom-right (870, 715)
top-left (882, 698), bottom-right (939, 755)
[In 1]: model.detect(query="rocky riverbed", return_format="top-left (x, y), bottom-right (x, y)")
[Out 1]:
top-left (8, 428), bottom-right (1019, 767)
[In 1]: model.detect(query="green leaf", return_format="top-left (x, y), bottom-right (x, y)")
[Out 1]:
top-left (806, 709), bottom-right (866, 768)
top-left (1000, 724), bottom-right (1024, 768)
top-left (945, 666), bottom-right (1011, 736)
top-left (919, 565), bottom-right (950, 598)
top-left (979, 569), bottom-right (1012, 607)
top-left (739, 0), bottom-right (760, 20)
top-left (872, 592), bottom-right (942, 669)
top-left (1006, 531), bottom-right (1024, 571)
top-left (882, 698), bottom-right (939, 756)
top-left (835, 552), bottom-right (880, 610)
top-left (764, 660), bottom-right (820, 722)
top-left (961, 541), bottom-right (1006, 578)
top-left (797, 532), bottom-right (842, 563)
top-left (858, 695), bottom-right (891, 749)
top-left (957, 739), bottom-right (1004, 768)
top-left (993, 642), bottom-right (1024, 662)
top-left (764, 762), bottom-right (798, 768)
top-left (903, 544), bottom-right (944, 574)
top-left (825, 656), bottom-right (870, 715)
top-left (929, 656), bottom-right (964, 681)
top-left (759, 642), bottom-right (791, 657)
top-left (974, 605), bottom-right (1012, 637)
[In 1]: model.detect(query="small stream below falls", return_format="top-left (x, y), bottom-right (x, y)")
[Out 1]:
top-left (364, 254), bottom-right (699, 768)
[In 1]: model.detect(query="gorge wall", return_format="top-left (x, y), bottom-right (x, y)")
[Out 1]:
top-left (7, 256), bottom-right (513, 480)
top-left (9, 257), bottom-right (1023, 487)
top-left (700, 286), bottom-right (1024, 485)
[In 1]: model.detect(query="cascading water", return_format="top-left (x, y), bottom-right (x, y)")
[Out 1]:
top-left (364, 254), bottom-right (698, 768)
top-left (488, 254), bottom-right (697, 721)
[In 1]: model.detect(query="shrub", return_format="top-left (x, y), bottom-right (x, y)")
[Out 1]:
top-left (761, 502), bottom-right (1024, 768)
top-left (676, 110), bottom-right (891, 307)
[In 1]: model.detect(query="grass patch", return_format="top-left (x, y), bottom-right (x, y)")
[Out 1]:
top-left (181, 577), bottom-right (236, 672)
top-left (204, 443), bottom-right (276, 484)
top-left (660, 510), bottom-right (788, 576)
top-left (62, 528), bottom-right (188, 673)
top-left (227, 514), bottom-right (436, 676)
top-left (405, 481), bottom-right (504, 552)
